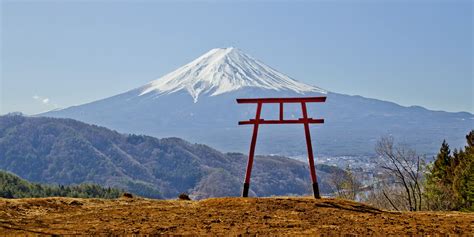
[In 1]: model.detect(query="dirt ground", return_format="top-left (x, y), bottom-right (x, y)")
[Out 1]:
top-left (0, 196), bottom-right (472, 235)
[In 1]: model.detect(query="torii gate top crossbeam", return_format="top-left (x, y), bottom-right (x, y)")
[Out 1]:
top-left (237, 96), bottom-right (326, 125)
top-left (236, 96), bottom-right (326, 104)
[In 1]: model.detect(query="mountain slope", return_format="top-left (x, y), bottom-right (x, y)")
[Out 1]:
top-left (0, 114), bottom-right (340, 199)
top-left (42, 47), bottom-right (474, 156)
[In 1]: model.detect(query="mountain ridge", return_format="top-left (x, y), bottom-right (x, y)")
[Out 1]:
top-left (0, 114), bottom-right (341, 199)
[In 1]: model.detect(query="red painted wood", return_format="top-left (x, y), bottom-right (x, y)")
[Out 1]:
top-left (244, 102), bottom-right (262, 185)
top-left (301, 102), bottom-right (318, 185)
top-left (238, 118), bottom-right (324, 125)
top-left (279, 102), bottom-right (283, 121)
top-left (237, 97), bottom-right (326, 104)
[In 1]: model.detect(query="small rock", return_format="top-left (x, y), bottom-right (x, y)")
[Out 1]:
top-left (69, 200), bottom-right (83, 206)
top-left (178, 193), bottom-right (191, 200)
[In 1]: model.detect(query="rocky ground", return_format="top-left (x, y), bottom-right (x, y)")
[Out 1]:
top-left (0, 196), bottom-right (472, 235)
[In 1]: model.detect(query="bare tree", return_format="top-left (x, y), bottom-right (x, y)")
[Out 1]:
top-left (375, 137), bottom-right (425, 211)
top-left (363, 178), bottom-right (414, 211)
top-left (329, 167), bottom-right (360, 201)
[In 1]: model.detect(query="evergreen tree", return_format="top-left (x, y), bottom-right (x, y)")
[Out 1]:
top-left (425, 130), bottom-right (474, 211)
top-left (452, 131), bottom-right (474, 211)
top-left (433, 140), bottom-right (452, 184)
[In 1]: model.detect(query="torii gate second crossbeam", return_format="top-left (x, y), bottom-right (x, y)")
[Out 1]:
top-left (237, 96), bottom-right (326, 199)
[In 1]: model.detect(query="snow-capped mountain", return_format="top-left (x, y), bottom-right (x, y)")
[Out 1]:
top-left (139, 47), bottom-right (326, 102)
top-left (42, 48), bottom-right (473, 157)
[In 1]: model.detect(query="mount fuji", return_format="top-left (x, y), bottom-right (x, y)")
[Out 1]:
top-left (139, 47), bottom-right (326, 102)
top-left (42, 47), bottom-right (473, 156)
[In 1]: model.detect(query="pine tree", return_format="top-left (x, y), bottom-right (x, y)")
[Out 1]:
top-left (432, 140), bottom-right (452, 184)
top-left (452, 131), bottom-right (474, 211)
top-left (425, 131), bottom-right (474, 211)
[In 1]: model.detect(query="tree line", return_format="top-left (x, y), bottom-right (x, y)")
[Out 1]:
top-left (0, 170), bottom-right (122, 199)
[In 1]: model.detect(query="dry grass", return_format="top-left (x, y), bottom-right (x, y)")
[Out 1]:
top-left (0, 196), bottom-right (472, 235)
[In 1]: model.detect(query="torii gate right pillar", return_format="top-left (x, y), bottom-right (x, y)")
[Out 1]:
top-left (301, 101), bottom-right (320, 198)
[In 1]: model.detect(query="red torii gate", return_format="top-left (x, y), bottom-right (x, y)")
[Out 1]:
top-left (237, 96), bottom-right (326, 199)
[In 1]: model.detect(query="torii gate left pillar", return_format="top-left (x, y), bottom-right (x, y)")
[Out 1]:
top-left (237, 97), bottom-right (326, 199)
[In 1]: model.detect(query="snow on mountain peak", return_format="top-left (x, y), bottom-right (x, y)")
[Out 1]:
top-left (139, 47), bottom-right (327, 102)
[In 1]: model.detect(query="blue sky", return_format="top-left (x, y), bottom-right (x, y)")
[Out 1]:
top-left (1, 0), bottom-right (472, 115)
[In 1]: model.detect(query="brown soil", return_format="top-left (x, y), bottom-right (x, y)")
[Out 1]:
top-left (0, 197), bottom-right (472, 235)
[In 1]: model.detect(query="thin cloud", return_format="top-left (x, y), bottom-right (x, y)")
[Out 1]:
top-left (33, 95), bottom-right (58, 109)
top-left (33, 95), bottom-right (50, 105)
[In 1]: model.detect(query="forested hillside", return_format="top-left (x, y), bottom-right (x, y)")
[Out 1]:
top-left (0, 170), bottom-right (121, 198)
top-left (0, 114), bottom-right (341, 199)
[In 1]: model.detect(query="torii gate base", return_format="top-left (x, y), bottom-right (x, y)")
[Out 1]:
top-left (237, 97), bottom-right (326, 199)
